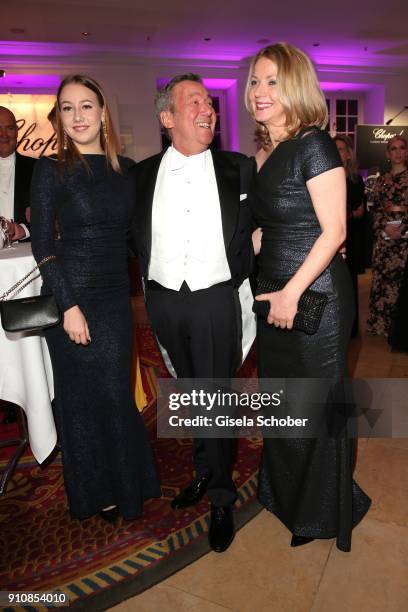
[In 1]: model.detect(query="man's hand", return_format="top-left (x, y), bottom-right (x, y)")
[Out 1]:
top-left (8, 222), bottom-right (26, 241)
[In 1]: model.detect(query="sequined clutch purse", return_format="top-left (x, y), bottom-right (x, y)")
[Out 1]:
top-left (252, 277), bottom-right (328, 335)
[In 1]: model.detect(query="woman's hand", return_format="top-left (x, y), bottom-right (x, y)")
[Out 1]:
top-left (252, 227), bottom-right (263, 255)
top-left (63, 305), bottom-right (91, 345)
top-left (255, 289), bottom-right (299, 329)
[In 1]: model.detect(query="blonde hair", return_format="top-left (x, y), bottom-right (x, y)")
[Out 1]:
top-left (245, 42), bottom-right (328, 149)
top-left (386, 135), bottom-right (407, 154)
top-left (56, 74), bottom-right (121, 174)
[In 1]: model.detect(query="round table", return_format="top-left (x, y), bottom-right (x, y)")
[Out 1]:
top-left (0, 243), bottom-right (57, 464)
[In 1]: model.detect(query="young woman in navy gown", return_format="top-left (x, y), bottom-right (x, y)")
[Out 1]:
top-left (31, 75), bottom-right (161, 521)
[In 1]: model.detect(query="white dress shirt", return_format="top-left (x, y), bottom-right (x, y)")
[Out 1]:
top-left (0, 152), bottom-right (29, 238)
top-left (149, 146), bottom-right (231, 291)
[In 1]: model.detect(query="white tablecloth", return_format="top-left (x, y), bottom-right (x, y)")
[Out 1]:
top-left (0, 243), bottom-right (57, 463)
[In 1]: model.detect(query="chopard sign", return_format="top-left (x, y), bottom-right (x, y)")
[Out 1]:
top-left (371, 127), bottom-right (405, 143)
top-left (16, 119), bottom-right (57, 157)
top-left (356, 124), bottom-right (408, 170)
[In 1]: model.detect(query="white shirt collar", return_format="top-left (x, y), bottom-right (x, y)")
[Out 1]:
top-left (169, 145), bottom-right (209, 171)
top-left (0, 152), bottom-right (16, 167)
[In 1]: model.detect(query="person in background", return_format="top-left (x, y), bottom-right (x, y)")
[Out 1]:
top-left (388, 254), bottom-right (408, 351)
top-left (0, 106), bottom-right (36, 424)
top-left (366, 135), bottom-right (408, 336)
top-left (334, 134), bottom-right (366, 336)
top-left (0, 106), bottom-right (34, 240)
top-left (246, 42), bottom-right (370, 551)
top-left (30, 74), bottom-right (161, 522)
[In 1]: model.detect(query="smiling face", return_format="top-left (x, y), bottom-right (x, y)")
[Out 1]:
top-left (160, 80), bottom-right (216, 156)
top-left (58, 82), bottom-right (104, 154)
top-left (248, 56), bottom-right (286, 135)
top-left (0, 107), bottom-right (18, 158)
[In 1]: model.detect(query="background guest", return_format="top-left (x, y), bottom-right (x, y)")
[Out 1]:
top-left (366, 135), bottom-right (408, 336)
top-left (334, 134), bottom-right (366, 336)
top-left (0, 106), bottom-right (34, 241)
top-left (246, 42), bottom-right (370, 552)
top-left (0, 105), bottom-right (36, 425)
top-left (388, 255), bottom-right (408, 351)
top-left (31, 74), bottom-right (160, 522)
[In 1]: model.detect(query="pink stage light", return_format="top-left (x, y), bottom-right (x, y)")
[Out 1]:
top-left (0, 73), bottom-right (60, 92)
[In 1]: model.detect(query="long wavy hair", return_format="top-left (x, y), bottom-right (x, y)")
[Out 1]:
top-left (56, 74), bottom-right (121, 173)
top-left (334, 134), bottom-right (359, 182)
top-left (245, 42), bottom-right (328, 150)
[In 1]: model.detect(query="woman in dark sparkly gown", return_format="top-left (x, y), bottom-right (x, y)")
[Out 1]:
top-left (31, 75), bottom-right (160, 521)
top-left (335, 135), bottom-right (366, 337)
top-left (247, 44), bottom-right (370, 551)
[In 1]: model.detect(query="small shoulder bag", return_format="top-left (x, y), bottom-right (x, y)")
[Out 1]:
top-left (0, 255), bottom-right (61, 333)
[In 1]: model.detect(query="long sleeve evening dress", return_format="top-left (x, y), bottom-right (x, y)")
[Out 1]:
top-left (31, 155), bottom-right (161, 519)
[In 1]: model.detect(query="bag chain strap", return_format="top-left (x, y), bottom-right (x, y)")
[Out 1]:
top-left (0, 255), bottom-right (56, 301)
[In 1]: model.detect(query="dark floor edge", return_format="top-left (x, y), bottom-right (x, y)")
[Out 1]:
top-left (68, 497), bottom-right (263, 611)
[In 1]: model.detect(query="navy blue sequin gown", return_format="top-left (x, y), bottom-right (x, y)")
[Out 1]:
top-left (251, 129), bottom-right (371, 551)
top-left (31, 155), bottom-right (161, 519)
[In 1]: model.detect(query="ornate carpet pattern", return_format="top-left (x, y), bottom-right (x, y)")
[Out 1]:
top-left (0, 325), bottom-right (261, 611)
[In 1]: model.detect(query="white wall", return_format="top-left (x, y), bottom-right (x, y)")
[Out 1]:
top-left (3, 57), bottom-right (407, 161)
top-left (317, 65), bottom-right (407, 126)
top-left (79, 61), bottom-right (408, 159)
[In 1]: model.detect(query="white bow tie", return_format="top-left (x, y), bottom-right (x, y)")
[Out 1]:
top-left (169, 147), bottom-right (208, 172)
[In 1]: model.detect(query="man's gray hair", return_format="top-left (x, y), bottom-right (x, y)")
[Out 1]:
top-left (154, 73), bottom-right (203, 120)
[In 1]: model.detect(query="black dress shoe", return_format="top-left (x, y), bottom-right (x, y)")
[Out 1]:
top-left (291, 535), bottom-right (315, 547)
top-left (208, 505), bottom-right (235, 553)
top-left (99, 506), bottom-right (120, 523)
top-left (170, 474), bottom-right (211, 510)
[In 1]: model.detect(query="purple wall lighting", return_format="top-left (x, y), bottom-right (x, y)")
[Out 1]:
top-left (320, 81), bottom-right (370, 92)
top-left (0, 73), bottom-right (60, 94)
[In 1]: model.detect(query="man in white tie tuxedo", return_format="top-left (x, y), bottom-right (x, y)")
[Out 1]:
top-left (131, 74), bottom-right (255, 553)
top-left (0, 106), bottom-right (35, 425)
top-left (0, 106), bottom-right (34, 242)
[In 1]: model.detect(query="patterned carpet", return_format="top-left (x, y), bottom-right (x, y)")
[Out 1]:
top-left (0, 324), bottom-right (262, 611)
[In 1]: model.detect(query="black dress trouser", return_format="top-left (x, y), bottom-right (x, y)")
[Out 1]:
top-left (146, 280), bottom-right (240, 507)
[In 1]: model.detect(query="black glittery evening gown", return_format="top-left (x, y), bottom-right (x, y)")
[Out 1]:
top-left (31, 155), bottom-right (161, 519)
top-left (251, 129), bottom-right (371, 551)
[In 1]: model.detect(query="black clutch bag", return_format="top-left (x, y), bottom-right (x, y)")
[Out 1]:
top-left (0, 255), bottom-right (61, 333)
top-left (252, 277), bottom-right (328, 335)
top-left (0, 294), bottom-right (60, 333)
